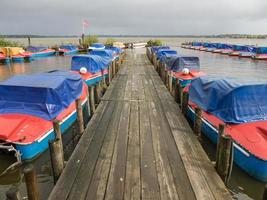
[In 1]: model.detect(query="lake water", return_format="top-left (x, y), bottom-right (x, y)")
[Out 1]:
top-left (1, 37), bottom-right (267, 200)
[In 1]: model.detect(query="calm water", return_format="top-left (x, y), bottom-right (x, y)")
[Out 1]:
top-left (1, 37), bottom-right (267, 200)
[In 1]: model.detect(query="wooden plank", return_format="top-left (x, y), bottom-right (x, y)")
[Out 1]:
top-left (85, 100), bottom-right (124, 200)
top-left (105, 101), bottom-right (131, 200)
top-left (124, 101), bottom-right (141, 200)
top-left (139, 101), bottom-right (160, 199)
top-left (48, 101), bottom-right (109, 200)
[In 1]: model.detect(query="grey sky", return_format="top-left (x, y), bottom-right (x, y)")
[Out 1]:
top-left (1, 0), bottom-right (267, 35)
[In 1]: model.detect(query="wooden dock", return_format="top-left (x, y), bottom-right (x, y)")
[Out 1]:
top-left (48, 49), bottom-right (232, 200)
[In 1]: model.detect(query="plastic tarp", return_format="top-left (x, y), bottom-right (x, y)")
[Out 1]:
top-left (159, 51), bottom-right (177, 62)
top-left (0, 47), bottom-right (24, 56)
top-left (26, 46), bottom-right (48, 53)
top-left (0, 70), bottom-right (83, 120)
top-left (151, 46), bottom-right (170, 53)
top-left (89, 49), bottom-right (114, 59)
top-left (216, 43), bottom-right (233, 49)
top-left (233, 45), bottom-right (248, 51)
top-left (71, 54), bottom-right (110, 73)
top-left (165, 55), bottom-right (200, 72)
top-left (189, 76), bottom-right (267, 123)
top-left (156, 49), bottom-right (177, 60)
top-left (59, 44), bottom-right (77, 51)
top-left (192, 42), bottom-right (202, 46)
top-left (203, 43), bottom-right (217, 48)
top-left (256, 47), bottom-right (267, 54)
top-left (105, 46), bottom-right (122, 54)
top-left (89, 43), bottom-right (105, 49)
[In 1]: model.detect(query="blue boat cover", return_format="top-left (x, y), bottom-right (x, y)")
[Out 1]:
top-left (26, 46), bottom-right (48, 52)
top-left (192, 42), bottom-right (202, 46)
top-left (90, 43), bottom-right (105, 49)
top-left (89, 49), bottom-right (114, 59)
top-left (203, 43), bottom-right (217, 48)
top-left (216, 44), bottom-right (233, 49)
top-left (165, 55), bottom-right (200, 72)
top-left (151, 46), bottom-right (170, 53)
top-left (256, 47), bottom-right (267, 54)
top-left (189, 76), bottom-right (267, 123)
top-left (60, 44), bottom-right (77, 51)
top-left (156, 49), bottom-right (177, 60)
top-left (71, 54), bottom-right (111, 73)
top-left (0, 70), bottom-right (83, 120)
top-left (105, 46), bottom-right (122, 54)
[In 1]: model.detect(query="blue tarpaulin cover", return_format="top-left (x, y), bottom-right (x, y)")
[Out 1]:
top-left (192, 42), bottom-right (202, 46)
top-left (189, 76), bottom-right (267, 123)
top-left (105, 46), bottom-right (122, 54)
top-left (233, 45), bottom-right (247, 51)
top-left (203, 43), bottom-right (218, 48)
top-left (151, 46), bottom-right (170, 53)
top-left (256, 47), bottom-right (267, 54)
top-left (156, 49), bottom-right (177, 60)
top-left (71, 54), bottom-right (111, 73)
top-left (89, 49), bottom-right (114, 59)
top-left (60, 44), bottom-right (77, 51)
top-left (26, 46), bottom-right (48, 52)
top-left (216, 44), bottom-right (233, 49)
top-left (0, 70), bottom-right (83, 120)
top-left (89, 43), bottom-right (105, 49)
top-left (165, 55), bottom-right (200, 72)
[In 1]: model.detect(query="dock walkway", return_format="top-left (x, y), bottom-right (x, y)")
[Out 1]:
top-left (49, 49), bottom-right (232, 200)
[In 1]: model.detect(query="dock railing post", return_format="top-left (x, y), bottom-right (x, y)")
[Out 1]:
top-left (262, 184), bottom-right (267, 200)
top-left (89, 85), bottom-right (96, 115)
top-left (23, 165), bottom-right (39, 200)
top-left (168, 72), bottom-right (173, 94)
top-left (174, 80), bottom-right (180, 104)
top-left (75, 99), bottom-right (85, 135)
top-left (6, 187), bottom-right (22, 200)
top-left (194, 107), bottom-right (202, 140)
top-left (107, 65), bottom-right (112, 85)
top-left (181, 91), bottom-right (189, 115)
top-left (215, 124), bottom-right (233, 184)
top-left (94, 83), bottom-right (100, 105)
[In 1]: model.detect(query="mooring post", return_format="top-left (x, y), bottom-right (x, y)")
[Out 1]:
top-left (23, 165), bottom-right (39, 200)
top-left (89, 85), bottom-right (96, 115)
top-left (174, 80), bottom-right (180, 104)
top-left (6, 187), bottom-right (22, 200)
top-left (194, 107), bottom-right (202, 140)
top-left (262, 184), bottom-right (267, 200)
top-left (107, 65), bottom-right (111, 85)
top-left (94, 82), bottom-right (100, 105)
top-left (215, 124), bottom-right (233, 184)
top-left (49, 138), bottom-right (64, 184)
top-left (112, 61), bottom-right (116, 77)
top-left (27, 36), bottom-right (31, 46)
top-left (181, 91), bottom-right (189, 115)
top-left (81, 34), bottom-right (85, 46)
top-left (75, 99), bottom-right (84, 135)
top-left (168, 72), bottom-right (173, 94)
top-left (179, 84), bottom-right (184, 107)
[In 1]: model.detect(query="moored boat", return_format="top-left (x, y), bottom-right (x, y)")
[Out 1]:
top-left (58, 44), bottom-right (79, 56)
top-left (0, 47), bottom-right (32, 62)
top-left (26, 46), bottom-right (56, 58)
top-left (186, 76), bottom-right (267, 182)
top-left (71, 54), bottom-right (112, 86)
top-left (213, 43), bottom-right (233, 54)
top-left (252, 47), bottom-right (267, 60)
top-left (88, 43), bottom-right (105, 50)
top-left (0, 70), bottom-right (88, 161)
top-left (0, 52), bottom-right (10, 64)
top-left (229, 45), bottom-right (250, 56)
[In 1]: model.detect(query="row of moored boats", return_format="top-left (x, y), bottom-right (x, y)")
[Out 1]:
top-left (0, 43), bottom-right (125, 164)
top-left (147, 45), bottom-right (267, 182)
top-left (182, 42), bottom-right (267, 60)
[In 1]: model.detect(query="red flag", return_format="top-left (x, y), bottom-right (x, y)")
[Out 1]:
top-left (83, 19), bottom-right (89, 27)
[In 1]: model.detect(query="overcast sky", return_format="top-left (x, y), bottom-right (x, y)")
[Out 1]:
top-left (1, 0), bottom-right (267, 35)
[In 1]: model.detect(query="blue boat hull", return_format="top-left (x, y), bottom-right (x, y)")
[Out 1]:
top-left (187, 106), bottom-right (267, 182)
top-left (12, 56), bottom-right (25, 62)
top-left (0, 58), bottom-right (11, 64)
top-left (172, 76), bottom-right (192, 87)
top-left (30, 50), bottom-right (56, 58)
top-left (60, 49), bottom-right (79, 56)
top-left (85, 73), bottom-right (108, 86)
top-left (15, 100), bottom-right (89, 160)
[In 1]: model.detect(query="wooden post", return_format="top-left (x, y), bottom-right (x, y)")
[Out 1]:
top-left (75, 99), bottom-right (84, 135)
top-left (174, 80), bottom-right (180, 104)
top-left (79, 38), bottom-right (82, 45)
top-left (6, 187), bottom-right (21, 200)
top-left (215, 124), bottom-right (233, 184)
top-left (49, 138), bottom-right (64, 183)
top-left (23, 165), bottom-right (39, 200)
top-left (94, 83), bottom-right (101, 105)
top-left (27, 36), bottom-right (31, 46)
top-left (89, 86), bottom-right (96, 115)
top-left (81, 34), bottom-right (85, 45)
top-left (107, 65), bottom-right (111, 85)
top-left (181, 91), bottom-right (189, 115)
top-left (262, 185), bottom-right (267, 200)
top-left (168, 72), bottom-right (173, 93)
top-left (194, 107), bottom-right (202, 140)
